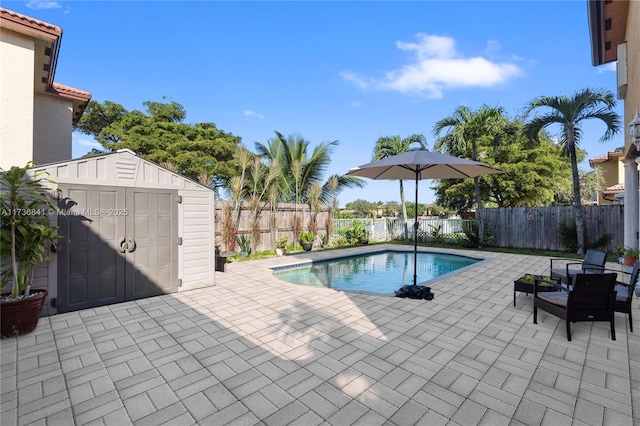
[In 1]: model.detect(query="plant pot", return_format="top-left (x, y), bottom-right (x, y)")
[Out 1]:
top-left (622, 255), bottom-right (637, 266)
top-left (1, 289), bottom-right (48, 338)
top-left (275, 248), bottom-right (284, 256)
top-left (241, 251), bottom-right (249, 258)
top-left (215, 255), bottom-right (227, 272)
top-left (301, 242), bottom-right (313, 252)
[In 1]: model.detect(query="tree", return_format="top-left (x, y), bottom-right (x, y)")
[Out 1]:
top-left (345, 199), bottom-right (376, 218)
top-left (433, 105), bottom-right (512, 247)
top-left (525, 88), bottom-right (621, 254)
top-left (74, 99), bottom-right (241, 188)
top-left (254, 131), bottom-right (364, 204)
top-left (580, 168), bottom-right (605, 205)
top-left (405, 202), bottom-right (427, 219)
top-left (371, 134), bottom-right (427, 237)
top-left (433, 122), bottom-right (572, 209)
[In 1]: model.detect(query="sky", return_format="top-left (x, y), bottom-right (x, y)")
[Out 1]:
top-left (7, 0), bottom-right (623, 207)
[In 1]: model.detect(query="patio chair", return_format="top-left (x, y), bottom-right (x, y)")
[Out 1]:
top-left (533, 273), bottom-right (617, 341)
top-left (549, 249), bottom-right (607, 288)
top-left (599, 260), bottom-right (639, 332)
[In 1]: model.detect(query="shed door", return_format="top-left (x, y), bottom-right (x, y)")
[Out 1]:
top-left (126, 189), bottom-right (179, 300)
top-left (57, 185), bottom-right (179, 313)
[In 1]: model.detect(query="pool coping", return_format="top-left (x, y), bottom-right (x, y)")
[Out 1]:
top-left (266, 244), bottom-right (493, 297)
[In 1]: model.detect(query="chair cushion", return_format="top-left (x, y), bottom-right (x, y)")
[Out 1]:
top-left (550, 268), bottom-right (582, 281)
top-left (536, 291), bottom-right (568, 306)
top-left (614, 284), bottom-right (631, 302)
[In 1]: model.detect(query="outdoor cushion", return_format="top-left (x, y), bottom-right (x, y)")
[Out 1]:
top-left (536, 291), bottom-right (568, 307)
top-left (615, 283), bottom-right (631, 302)
top-left (550, 267), bottom-right (582, 283)
top-left (549, 250), bottom-right (607, 287)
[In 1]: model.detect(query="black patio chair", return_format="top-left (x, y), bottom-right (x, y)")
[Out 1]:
top-left (533, 273), bottom-right (617, 341)
top-left (599, 260), bottom-right (639, 333)
top-left (549, 249), bottom-right (607, 288)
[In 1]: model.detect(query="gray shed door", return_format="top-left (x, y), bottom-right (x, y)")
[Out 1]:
top-left (57, 185), bottom-right (179, 313)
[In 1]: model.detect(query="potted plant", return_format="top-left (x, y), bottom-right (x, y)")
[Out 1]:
top-left (321, 233), bottom-right (329, 249)
top-left (237, 234), bottom-right (251, 258)
top-left (614, 241), bottom-right (639, 266)
top-left (275, 237), bottom-right (288, 256)
top-left (299, 231), bottom-right (315, 252)
top-left (1, 163), bottom-right (60, 337)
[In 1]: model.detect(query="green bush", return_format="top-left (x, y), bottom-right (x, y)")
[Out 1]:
top-left (342, 220), bottom-right (369, 244)
top-left (461, 221), bottom-right (493, 248)
top-left (558, 218), bottom-right (577, 252)
top-left (427, 223), bottom-right (444, 243)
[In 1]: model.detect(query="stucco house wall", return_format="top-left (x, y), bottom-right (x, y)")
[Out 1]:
top-left (624, 2), bottom-right (639, 133)
top-left (0, 29), bottom-right (35, 167)
top-left (33, 92), bottom-right (73, 164)
top-left (0, 8), bottom-right (91, 170)
top-left (588, 0), bottom-right (640, 248)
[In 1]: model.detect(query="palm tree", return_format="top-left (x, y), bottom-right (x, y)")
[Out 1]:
top-left (525, 88), bottom-right (621, 255)
top-left (372, 134), bottom-right (427, 239)
top-left (433, 105), bottom-right (510, 247)
top-left (255, 131), bottom-right (365, 205)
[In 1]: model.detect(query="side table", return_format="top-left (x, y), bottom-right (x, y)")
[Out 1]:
top-left (514, 274), bottom-right (560, 306)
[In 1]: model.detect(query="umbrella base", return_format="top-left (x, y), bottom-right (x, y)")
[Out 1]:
top-left (395, 285), bottom-right (434, 300)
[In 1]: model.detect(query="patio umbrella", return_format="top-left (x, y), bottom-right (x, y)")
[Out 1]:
top-left (346, 148), bottom-right (503, 287)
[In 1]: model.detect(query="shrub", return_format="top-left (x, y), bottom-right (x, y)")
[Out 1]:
top-left (558, 218), bottom-right (577, 252)
top-left (461, 221), bottom-right (493, 248)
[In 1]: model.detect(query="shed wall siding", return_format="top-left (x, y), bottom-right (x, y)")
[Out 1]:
top-left (27, 152), bottom-right (215, 313)
top-left (180, 189), bottom-right (215, 290)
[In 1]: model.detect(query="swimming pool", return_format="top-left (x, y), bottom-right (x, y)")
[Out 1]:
top-left (272, 250), bottom-right (481, 295)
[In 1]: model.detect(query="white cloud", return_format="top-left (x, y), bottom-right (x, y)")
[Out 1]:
top-left (26, 1), bottom-right (61, 10)
top-left (596, 62), bottom-right (617, 74)
top-left (243, 110), bottom-right (265, 119)
top-left (341, 33), bottom-right (523, 99)
top-left (351, 101), bottom-right (362, 107)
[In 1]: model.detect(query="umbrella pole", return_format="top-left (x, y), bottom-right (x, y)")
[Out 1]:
top-left (413, 170), bottom-right (418, 286)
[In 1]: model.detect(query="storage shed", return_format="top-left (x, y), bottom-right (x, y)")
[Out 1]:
top-left (31, 149), bottom-right (216, 314)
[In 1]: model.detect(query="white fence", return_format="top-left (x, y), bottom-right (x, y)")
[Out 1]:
top-left (332, 217), bottom-right (473, 242)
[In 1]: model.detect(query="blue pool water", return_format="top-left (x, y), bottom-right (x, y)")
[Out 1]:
top-left (272, 250), bottom-right (481, 294)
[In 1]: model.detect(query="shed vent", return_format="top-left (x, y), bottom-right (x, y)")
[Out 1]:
top-left (115, 160), bottom-right (137, 180)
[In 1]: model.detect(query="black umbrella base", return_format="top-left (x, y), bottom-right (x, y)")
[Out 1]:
top-left (395, 285), bottom-right (434, 300)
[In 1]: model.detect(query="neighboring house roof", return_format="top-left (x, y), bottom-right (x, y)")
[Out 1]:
top-left (603, 183), bottom-right (624, 195)
top-left (588, 146), bottom-right (625, 167)
top-left (587, 0), bottom-right (629, 66)
top-left (0, 8), bottom-right (91, 124)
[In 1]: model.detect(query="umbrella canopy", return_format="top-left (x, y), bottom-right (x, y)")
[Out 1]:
top-left (346, 148), bottom-right (503, 287)
top-left (346, 149), bottom-right (503, 180)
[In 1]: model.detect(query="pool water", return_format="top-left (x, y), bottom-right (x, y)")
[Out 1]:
top-left (272, 250), bottom-right (480, 294)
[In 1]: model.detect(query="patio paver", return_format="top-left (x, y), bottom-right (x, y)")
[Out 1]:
top-left (1, 244), bottom-right (638, 425)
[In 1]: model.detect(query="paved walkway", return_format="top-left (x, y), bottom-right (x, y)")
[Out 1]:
top-left (1, 245), bottom-right (639, 425)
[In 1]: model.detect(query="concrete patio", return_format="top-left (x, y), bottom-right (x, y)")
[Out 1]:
top-left (2, 244), bottom-right (639, 425)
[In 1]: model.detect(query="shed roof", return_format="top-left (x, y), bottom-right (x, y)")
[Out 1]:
top-left (30, 149), bottom-right (213, 192)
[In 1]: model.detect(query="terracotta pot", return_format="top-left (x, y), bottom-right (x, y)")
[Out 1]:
top-left (1, 290), bottom-right (47, 338)
top-left (623, 255), bottom-right (637, 267)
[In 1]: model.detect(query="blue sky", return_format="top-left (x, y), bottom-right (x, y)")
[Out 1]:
top-left (9, 0), bottom-right (622, 207)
